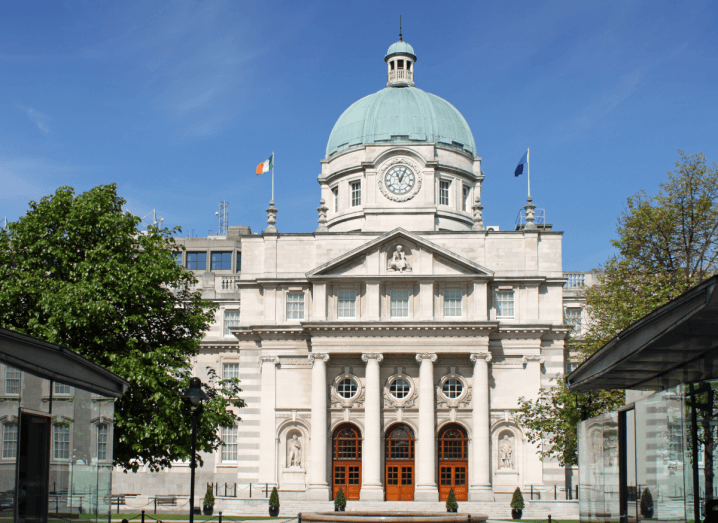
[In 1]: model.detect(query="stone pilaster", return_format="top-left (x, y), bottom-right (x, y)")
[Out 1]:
top-left (360, 352), bottom-right (384, 500)
top-left (258, 356), bottom-right (279, 486)
top-left (415, 353), bottom-right (439, 501)
top-left (307, 353), bottom-right (331, 500)
top-left (470, 352), bottom-right (494, 500)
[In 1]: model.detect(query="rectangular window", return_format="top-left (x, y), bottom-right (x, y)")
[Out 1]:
top-left (97, 425), bottom-right (108, 461)
top-left (439, 180), bottom-right (451, 206)
top-left (221, 426), bottom-right (238, 461)
top-left (224, 310), bottom-right (240, 336)
top-left (173, 252), bottom-right (183, 265)
top-left (444, 290), bottom-right (462, 317)
top-left (223, 363), bottom-right (239, 380)
top-left (463, 186), bottom-right (470, 212)
top-left (6, 367), bottom-right (20, 395)
top-left (350, 181), bottom-right (361, 207)
top-left (564, 308), bottom-right (582, 330)
top-left (332, 187), bottom-right (339, 212)
top-left (2, 424), bottom-right (17, 459)
top-left (236, 252), bottom-right (242, 272)
top-left (54, 383), bottom-right (70, 395)
top-left (496, 291), bottom-right (515, 318)
top-left (286, 292), bottom-right (305, 320)
top-left (186, 252), bottom-right (207, 270)
top-left (211, 252), bottom-right (232, 270)
top-left (337, 290), bottom-right (357, 319)
top-left (53, 424), bottom-right (70, 460)
top-left (390, 290), bottom-right (409, 318)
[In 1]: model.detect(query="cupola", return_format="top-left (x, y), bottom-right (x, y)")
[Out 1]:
top-left (385, 31), bottom-right (416, 87)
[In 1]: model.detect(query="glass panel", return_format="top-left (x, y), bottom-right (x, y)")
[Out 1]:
top-left (286, 292), bottom-right (305, 320)
top-left (211, 252), bottom-right (232, 270)
top-left (444, 290), bottom-right (462, 317)
top-left (348, 467), bottom-right (360, 485)
top-left (337, 290), bottom-right (357, 319)
top-left (455, 467), bottom-right (466, 485)
top-left (221, 426), bottom-right (238, 461)
top-left (235, 252), bottom-right (242, 272)
top-left (401, 467), bottom-right (412, 485)
top-left (6, 367), bottom-right (20, 395)
top-left (334, 467), bottom-right (346, 485)
top-left (440, 180), bottom-right (450, 205)
top-left (390, 379), bottom-right (410, 399)
top-left (337, 378), bottom-right (357, 399)
top-left (442, 378), bottom-right (463, 398)
top-left (223, 363), bottom-right (239, 379)
top-left (441, 467), bottom-right (451, 485)
top-left (351, 182), bottom-right (361, 207)
top-left (390, 290), bottom-right (409, 318)
top-left (387, 467), bottom-right (398, 485)
top-left (186, 252), bottom-right (207, 270)
top-left (496, 291), bottom-right (515, 318)
top-left (223, 310), bottom-right (240, 335)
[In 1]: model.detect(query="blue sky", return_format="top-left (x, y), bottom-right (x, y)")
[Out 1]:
top-left (1, 0), bottom-right (716, 270)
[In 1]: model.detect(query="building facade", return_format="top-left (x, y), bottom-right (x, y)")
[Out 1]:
top-left (114, 37), bottom-right (582, 503)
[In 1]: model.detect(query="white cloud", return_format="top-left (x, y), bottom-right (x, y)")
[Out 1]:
top-left (17, 104), bottom-right (51, 134)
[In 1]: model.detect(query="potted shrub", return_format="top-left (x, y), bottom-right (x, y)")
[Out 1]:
top-left (511, 487), bottom-right (524, 520)
top-left (334, 488), bottom-right (347, 512)
top-left (446, 488), bottom-right (458, 513)
top-left (269, 486), bottom-right (280, 517)
top-left (203, 484), bottom-right (214, 516)
top-left (640, 487), bottom-right (654, 519)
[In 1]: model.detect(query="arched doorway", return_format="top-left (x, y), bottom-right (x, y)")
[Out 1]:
top-left (438, 424), bottom-right (468, 501)
top-left (332, 424), bottom-right (362, 500)
top-left (385, 424), bottom-right (415, 501)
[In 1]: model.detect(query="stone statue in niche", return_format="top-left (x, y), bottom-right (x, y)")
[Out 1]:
top-left (287, 434), bottom-right (302, 467)
top-left (499, 435), bottom-right (514, 469)
top-left (387, 245), bottom-right (412, 273)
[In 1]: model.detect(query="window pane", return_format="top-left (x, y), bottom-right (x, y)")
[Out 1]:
top-left (351, 182), bottom-right (361, 207)
top-left (224, 310), bottom-right (240, 336)
top-left (236, 252), bottom-right (242, 272)
top-left (54, 382), bottom-right (70, 395)
top-left (390, 378), bottom-right (411, 399)
top-left (390, 290), bottom-right (409, 318)
top-left (54, 424), bottom-right (70, 459)
top-left (463, 186), bottom-right (470, 212)
top-left (332, 187), bottom-right (338, 212)
top-left (442, 378), bottom-right (464, 398)
top-left (221, 426), bottom-right (238, 461)
top-left (97, 425), bottom-right (108, 461)
top-left (565, 308), bottom-right (582, 329)
top-left (187, 252), bottom-right (207, 270)
top-left (211, 252), bottom-right (232, 270)
top-left (287, 292), bottom-right (305, 320)
top-left (440, 180), bottom-right (451, 206)
top-left (2, 424), bottom-right (17, 459)
top-left (337, 290), bottom-right (356, 319)
top-left (496, 291), bottom-right (514, 318)
top-left (444, 290), bottom-right (462, 317)
top-left (337, 378), bottom-right (357, 399)
top-left (6, 367), bottom-right (20, 395)
top-left (223, 363), bottom-right (239, 380)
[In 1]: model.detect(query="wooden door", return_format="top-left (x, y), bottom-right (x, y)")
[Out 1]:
top-left (332, 424), bottom-right (362, 500)
top-left (385, 424), bottom-right (415, 501)
top-left (438, 425), bottom-right (468, 501)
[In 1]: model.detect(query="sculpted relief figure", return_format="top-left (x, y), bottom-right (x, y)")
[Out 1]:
top-left (387, 245), bottom-right (412, 273)
top-left (499, 435), bottom-right (514, 469)
top-left (288, 434), bottom-right (302, 467)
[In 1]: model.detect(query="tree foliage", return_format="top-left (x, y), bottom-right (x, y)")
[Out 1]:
top-left (516, 151), bottom-right (718, 468)
top-left (0, 184), bottom-right (245, 471)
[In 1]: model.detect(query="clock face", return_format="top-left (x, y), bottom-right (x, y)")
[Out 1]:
top-left (384, 165), bottom-right (416, 195)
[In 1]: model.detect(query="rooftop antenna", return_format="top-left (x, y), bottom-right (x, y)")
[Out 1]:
top-left (399, 15), bottom-right (403, 41)
top-left (215, 201), bottom-right (228, 236)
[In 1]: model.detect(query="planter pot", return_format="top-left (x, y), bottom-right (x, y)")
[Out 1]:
top-left (512, 509), bottom-right (523, 520)
top-left (203, 505), bottom-right (213, 516)
top-left (641, 509), bottom-right (653, 519)
top-left (335, 506), bottom-right (346, 512)
top-left (447, 508), bottom-right (458, 513)
top-left (269, 506), bottom-right (280, 517)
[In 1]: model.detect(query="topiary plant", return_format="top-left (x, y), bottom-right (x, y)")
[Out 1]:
top-left (269, 486), bottom-right (280, 508)
top-left (446, 488), bottom-right (458, 510)
top-left (510, 487), bottom-right (524, 510)
top-left (334, 488), bottom-right (346, 508)
top-left (640, 487), bottom-right (654, 516)
top-left (203, 484), bottom-right (214, 507)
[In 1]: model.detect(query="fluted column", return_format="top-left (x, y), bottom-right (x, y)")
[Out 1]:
top-left (470, 352), bottom-right (495, 500)
top-left (360, 352), bottom-right (384, 500)
top-left (415, 353), bottom-right (439, 501)
top-left (307, 353), bottom-right (331, 500)
top-left (258, 356), bottom-right (279, 485)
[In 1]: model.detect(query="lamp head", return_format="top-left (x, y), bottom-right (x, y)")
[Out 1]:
top-left (182, 377), bottom-right (209, 405)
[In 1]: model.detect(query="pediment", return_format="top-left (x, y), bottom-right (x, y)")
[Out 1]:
top-left (307, 228), bottom-right (493, 279)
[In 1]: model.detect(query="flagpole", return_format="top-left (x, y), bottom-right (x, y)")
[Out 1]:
top-left (527, 147), bottom-right (531, 199)
top-left (271, 151), bottom-right (275, 202)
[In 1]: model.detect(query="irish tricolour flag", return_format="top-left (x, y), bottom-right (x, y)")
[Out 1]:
top-left (256, 154), bottom-right (274, 175)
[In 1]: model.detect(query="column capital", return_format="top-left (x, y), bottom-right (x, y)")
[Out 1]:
top-left (361, 353), bottom-right (384, 363)
top-left (416, 353), bottom-right (438, 363)
top-left (308, 353), bottom-right (330, 364)
top-left (257, 356), bottom-right (280, 365)
top-left (522, 354), bottom-right (545, 365)
top-left (470, 352), bottom-right (492, 363)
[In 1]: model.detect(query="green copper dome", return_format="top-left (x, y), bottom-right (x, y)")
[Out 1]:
top-left (325, 87), bottom-right (476, 158)
top-left (385, 40), bottom-right (416, 61)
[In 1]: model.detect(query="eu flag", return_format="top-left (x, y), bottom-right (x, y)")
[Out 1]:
top-left (515, 151), bottom-right (528, 177)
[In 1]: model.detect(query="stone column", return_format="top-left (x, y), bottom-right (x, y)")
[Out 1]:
top-left (307, 353), bottom-right (331, 500)
top-left (258, 356), bottom-right (279, 486)
top-left (470, 352), bottom-right (495, 500)
top-left (415, 353), bottom-right (439, 501)
top-left (523, 354), bottom-right (545, 487)
top-left (360, 353), bottom-right (384, 500)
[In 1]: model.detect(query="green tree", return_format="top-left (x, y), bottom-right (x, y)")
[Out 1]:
top-left (517, 151), bottom-right (718, 467)
top-left (0, 184), bottom-right (245, 471)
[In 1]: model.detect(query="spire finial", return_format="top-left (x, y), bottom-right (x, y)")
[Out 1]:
top-left (399, 15), bottom-right (403, 41)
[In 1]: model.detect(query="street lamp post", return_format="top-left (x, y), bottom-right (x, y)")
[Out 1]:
top-left (182, 377), bottom-right (209, 523)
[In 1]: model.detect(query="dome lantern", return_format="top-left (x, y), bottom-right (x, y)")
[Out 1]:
top-left (385, 32), bottom-right (416, 87)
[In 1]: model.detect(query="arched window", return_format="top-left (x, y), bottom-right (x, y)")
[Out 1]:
top-left (385, 424), bottom-right (415, 460)
top-left (438, 424), bottom-right (468, 461)
top-left (332, 424), bottom-right (362, 460)
top-left (332, 424), bottom-right (362, 501)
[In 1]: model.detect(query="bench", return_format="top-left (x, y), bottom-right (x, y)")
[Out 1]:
top-left (153, 496), bottom-right (177, 514)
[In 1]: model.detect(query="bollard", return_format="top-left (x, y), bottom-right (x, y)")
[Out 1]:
top-left (467, 515), bottom-right (471, 523)
top-left (219, 511), bottom-right (223, 523)
top-left (141, 510), bottom-right (145, 523)
top-left (250, 483), bottom-right (252, 498)
top-left (548, 516), bottom-right (552, 523)
top-left (298, 513), bottom-right (302, 523)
